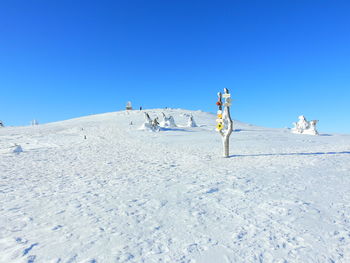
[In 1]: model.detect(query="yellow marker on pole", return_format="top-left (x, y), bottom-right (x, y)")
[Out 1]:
top-left (216, 122), bottom-right (224, 131)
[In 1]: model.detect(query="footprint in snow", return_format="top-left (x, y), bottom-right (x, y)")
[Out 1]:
top-left (23, 242), bottom-right (39, 255)
top-left (15, 237), bottom-right (28, 244)
top-left (27, 255), bottom-right (36, 263)
top-left (206, 188), bottom-right (219, 194)
top-left (187, 243), bottom-right (200, 253)
top-left (52, 225), bottom-right (63, 231)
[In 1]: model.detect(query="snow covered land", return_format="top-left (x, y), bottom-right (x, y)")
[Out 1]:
top-left (1, 109), bottom-right (350, 263)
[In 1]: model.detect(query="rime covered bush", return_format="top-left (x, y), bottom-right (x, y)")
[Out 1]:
top-left (292, 115), bottom-right (318, 135)
top-left (139, 112), bottom-right (160, 132)
top-left (187, 115), bottom-right (197, 127)
top-left (159, 113), bottom-right (177, 128)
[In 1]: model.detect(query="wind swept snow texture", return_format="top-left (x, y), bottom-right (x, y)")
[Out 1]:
top-left (1, 108), bottom-right (350, 262)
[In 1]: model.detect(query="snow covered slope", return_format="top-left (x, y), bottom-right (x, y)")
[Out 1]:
top-left (1, 109), bottom-right (350, 263)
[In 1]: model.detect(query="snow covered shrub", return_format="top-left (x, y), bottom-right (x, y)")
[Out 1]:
top-left (304, 120), bottom-right (319, 135)
top-left (0, 120), bottom-right (3, 127)
top-left (292, 115), bottom-right (318, 135)
top-left (187, 115), bottom-right (197, 127)
top-left (139, 112), bottom-right (160, 132)
top-left (159, 113), bottom-right (177, 128)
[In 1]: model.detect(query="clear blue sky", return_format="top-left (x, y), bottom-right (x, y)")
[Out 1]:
top-left (1, 0), bottom-right (349, 133)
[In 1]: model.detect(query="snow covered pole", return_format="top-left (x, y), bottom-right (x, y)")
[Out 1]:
top-left (216, 88), bottom-right (233, 157)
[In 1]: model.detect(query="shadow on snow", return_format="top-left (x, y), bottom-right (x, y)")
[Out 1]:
top-left (160, 127), bottom-right (193, 132)
top-left (230, 151), bottom-right (350, 158)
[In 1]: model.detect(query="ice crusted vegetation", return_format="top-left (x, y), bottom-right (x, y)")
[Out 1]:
top-left (187, 115), bottom-right (197, 128)
top-left (1, 108), bottom-right (350, 263)
top-left (292, 115), bottom-right (319, 135)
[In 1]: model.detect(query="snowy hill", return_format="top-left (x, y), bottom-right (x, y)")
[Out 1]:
top-left (1, 109), bottom-right (350, 263)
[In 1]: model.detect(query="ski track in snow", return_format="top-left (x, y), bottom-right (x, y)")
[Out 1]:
top-left (1, 109), bottom-right (350, 263)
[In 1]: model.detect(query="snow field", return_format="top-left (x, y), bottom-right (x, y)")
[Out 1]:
top-left (1, 109), bottom-right (350, 262)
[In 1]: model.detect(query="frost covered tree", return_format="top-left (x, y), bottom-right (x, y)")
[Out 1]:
top-left (297, 115), bottom-right (309, 131)
top-left (144, 112), bottom-right (152, 122)
top-left (139, 112), bottom-right (160, 132)
top-left (291, 115), bottom-right (318, 135)
top-left (152, 117), bottom-right (159, 128)
top-left (0, 120), bottom-right (3, 127)
top-left (308, 120), bottom-right (319, 135)
top-left (187, 115), bottom-right (197, 127)
top-left (168, 116), bottom-right (176, 127)
top-left (159, 112), bottom-right (177, 128)
top-left (216, 88), bottom-right (233, 157)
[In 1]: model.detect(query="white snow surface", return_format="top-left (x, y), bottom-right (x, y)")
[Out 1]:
top-left (1, 108), bottom-right (350, 263)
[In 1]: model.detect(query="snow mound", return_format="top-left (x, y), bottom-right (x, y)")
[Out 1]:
top-left (0, 144), bottom-right (23, 154)
top-left (12, 144), bottom-right (23, 153)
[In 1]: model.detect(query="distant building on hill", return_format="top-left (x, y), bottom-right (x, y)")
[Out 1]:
top-left (126, 101), bottom-right (132, 110)
top-left (31, 119), bottom-right (39, 126)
